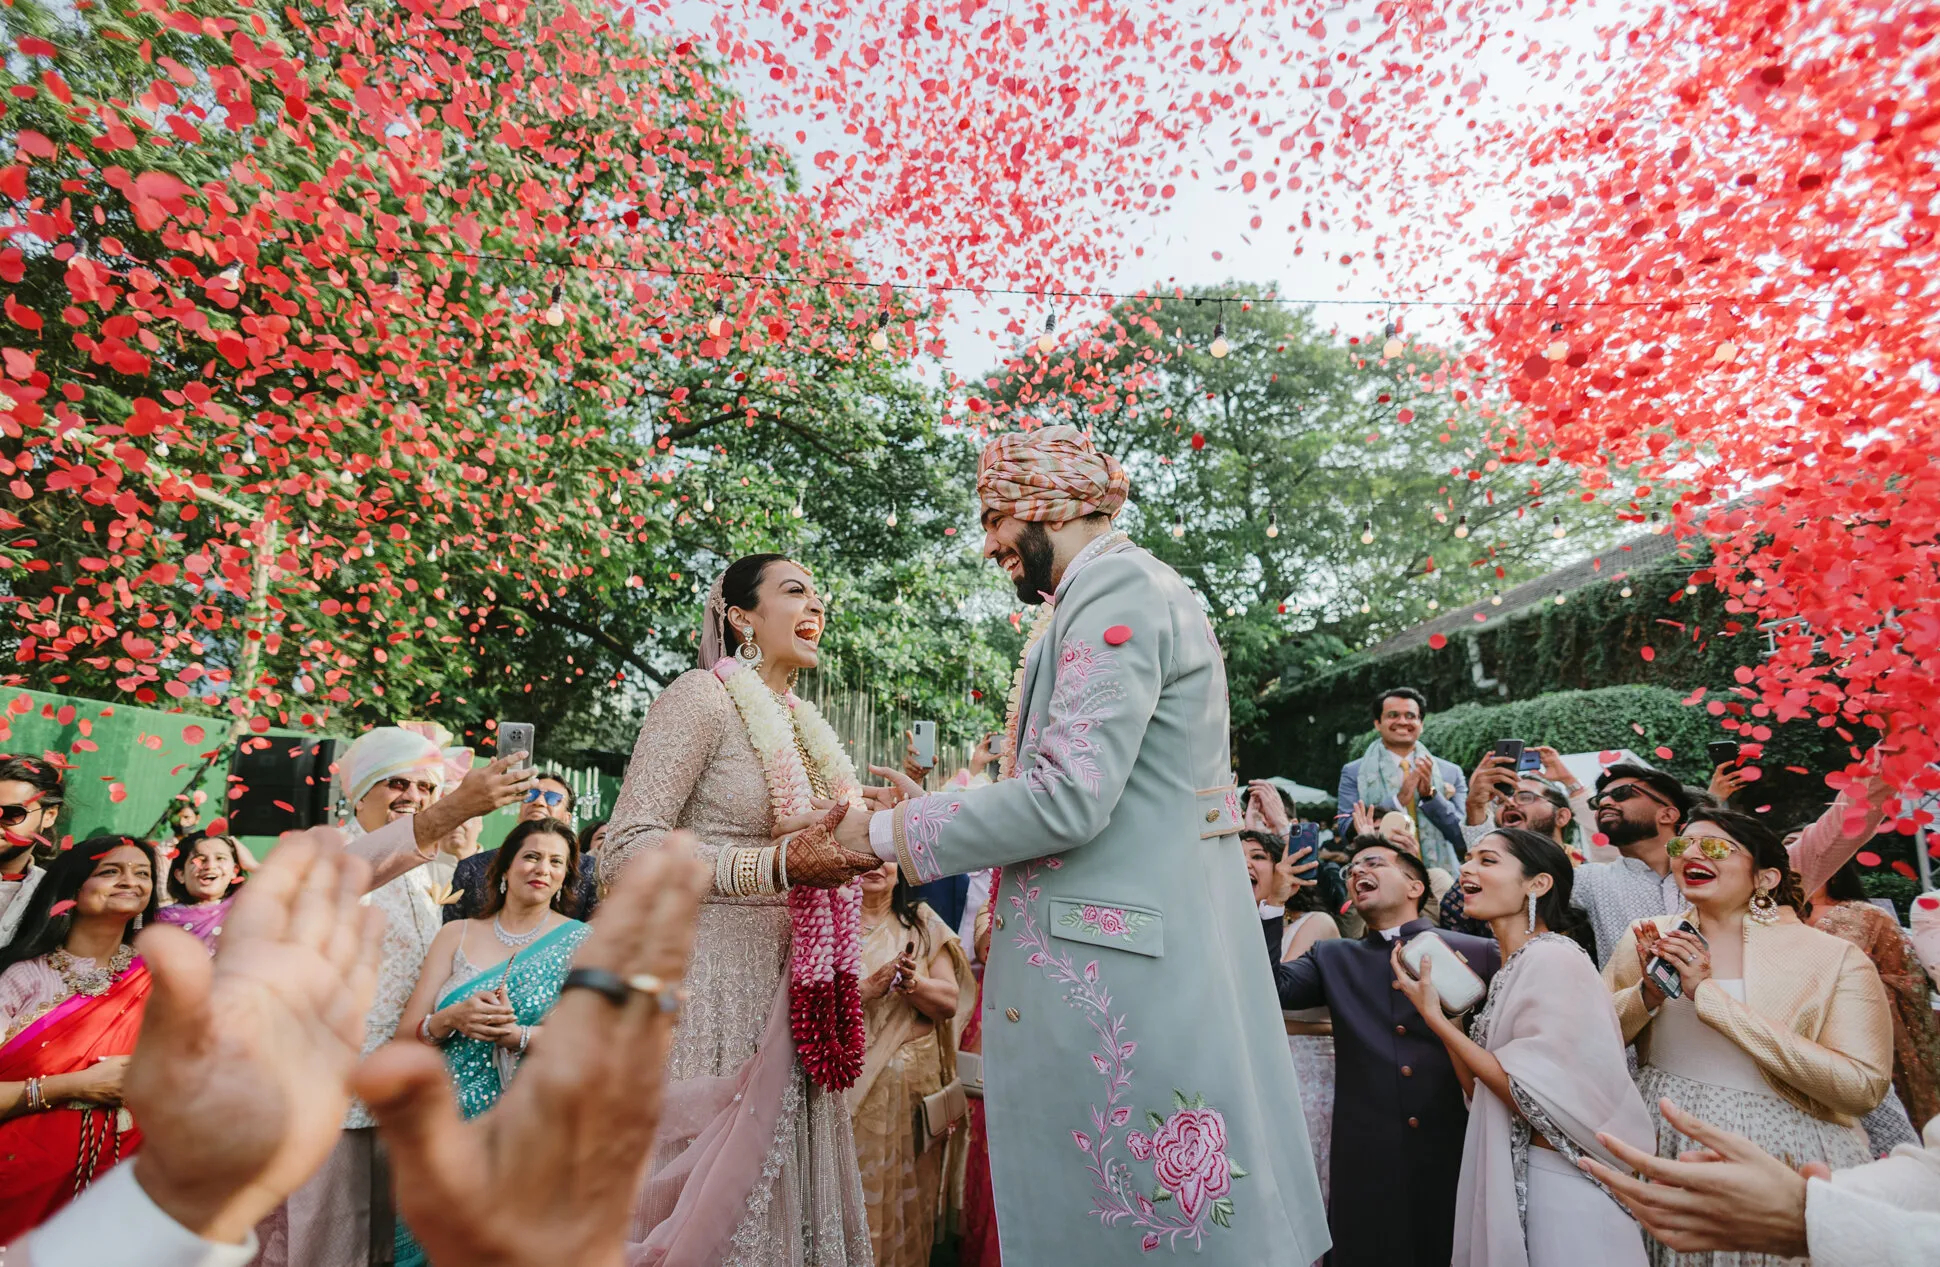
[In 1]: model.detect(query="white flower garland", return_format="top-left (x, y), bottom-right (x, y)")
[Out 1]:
top-left (1000, 604), bottom-right (1057, 780)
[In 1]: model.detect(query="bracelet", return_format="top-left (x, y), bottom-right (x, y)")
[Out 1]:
top-left (517, 1025), bottom-right (532, 1055)
top-left (733, 847), bottom-right (763, 897)
top-left (753, 846), bottom-right (779, 897)
top-left (24, 1077), bottom-right (42, 1112)
top-left (714, 845), bottom-right (737, 897)
top-left (418, 1014), bottom-right (448, 1046)
top-left (777, 839), bottom-right (790, 890)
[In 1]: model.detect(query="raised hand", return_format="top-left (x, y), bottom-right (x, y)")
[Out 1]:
top-left (127, 833), bottom-right (386, 1245)
top-left (357, 833), bottom-right (711, 1267)
top-left (866, 763), bottom-right (927, 805)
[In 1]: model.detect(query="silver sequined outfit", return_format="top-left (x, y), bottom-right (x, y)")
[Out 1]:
top-left (604, 669), bottom-right (874, 1267)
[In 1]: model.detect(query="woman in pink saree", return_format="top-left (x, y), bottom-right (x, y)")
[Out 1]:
top-left (1395, 827), bottom-right (1654, 1267)
top-left (0, 836), bottom-right (159, 1241)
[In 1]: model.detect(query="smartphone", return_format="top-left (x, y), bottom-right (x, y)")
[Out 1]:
top-left (1708, 740), bottom-right (1741, 768)
top-left (1517, 749), bottom-right (1544, 773)
top-left (986, 731), bottom-right (1007, 757)
top-left (498, 722), bottom-right (536, 771)
top-left (1287, 821), bottom-right (1319, 859)
top-left (911, 720), bottom-right (938, 769)
top-left (1493, 738), bottom-right (1526, 765)
top-left (1643, 918), bottom-right (1707, 1001)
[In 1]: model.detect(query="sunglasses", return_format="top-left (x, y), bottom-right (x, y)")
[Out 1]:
top-left (524, 789), bottom-right (567, 807)
top-left (0, 801), bottom-right (58, 828)
top-left (1666, 835), bottom-right (1741, 862)
top-left (1589, 784), bottom-right (1668, 810)
top-left (383, 777), bottom-right (440, 797)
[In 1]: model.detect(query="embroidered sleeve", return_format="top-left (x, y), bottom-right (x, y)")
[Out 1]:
top-left (890, 554), bottom-right (1171, 883)
top-left (601, 670), bottom-right (729, 888)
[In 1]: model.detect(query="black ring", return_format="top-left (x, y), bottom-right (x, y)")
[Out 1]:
top-left (561, 967), bottom-right (630, 1008)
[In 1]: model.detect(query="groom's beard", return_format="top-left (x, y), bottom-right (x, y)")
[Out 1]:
top-left (1010, 521), bottom-right (1058, 604)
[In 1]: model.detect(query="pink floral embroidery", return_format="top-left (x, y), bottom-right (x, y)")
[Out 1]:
top-left (1020, 638), bottom-right (1123, 798)
top-left (1058, 902), bottom-right (1151, 941)
top-left (1151, 1106), bottom-right (1233, 1222)
top-left (1008, 861), bottom-right (1245, 1252)
top-left (899, 794), bottom-right (965, 884)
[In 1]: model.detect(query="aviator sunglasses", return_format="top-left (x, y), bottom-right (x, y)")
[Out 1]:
top-left (1665, 835), bottom-right (1742, 862)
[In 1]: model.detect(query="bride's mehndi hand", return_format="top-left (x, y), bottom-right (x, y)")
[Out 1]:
top-left (782, 803), bottom-right (876, 889)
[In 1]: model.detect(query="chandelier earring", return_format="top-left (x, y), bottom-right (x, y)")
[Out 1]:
top-left (735, 626), bottom-right (763, 668)
top-left (1749, 884), bottom-right (1780, 926)
top-left (1525, 891), bottom-right (1537, 935)
top-left (499, 875), bottom-right (508, 895)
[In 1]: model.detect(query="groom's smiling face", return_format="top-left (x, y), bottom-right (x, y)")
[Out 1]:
top-left (983, 511), bottom-right (1057, 604)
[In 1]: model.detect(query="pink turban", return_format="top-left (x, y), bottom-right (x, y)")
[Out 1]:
top-left (976, 425), bottom-right (1129, 523)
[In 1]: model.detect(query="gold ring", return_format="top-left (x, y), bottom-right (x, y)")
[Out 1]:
top-left (627, 973), bottom-right (687, 1015)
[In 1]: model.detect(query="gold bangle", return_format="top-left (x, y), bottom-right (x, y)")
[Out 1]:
top-left (733, 848), bottom-right (762, 897)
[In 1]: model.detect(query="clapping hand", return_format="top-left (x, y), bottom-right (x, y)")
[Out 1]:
top-left (357, 832), bottom-right (711, 1267)
top-left (1578, 1098), bottom-right (1814, 1258)
top-left (127, 831), bottom-right (386, 1246)
top-left (1350, 800), bottom-right (1380, 839)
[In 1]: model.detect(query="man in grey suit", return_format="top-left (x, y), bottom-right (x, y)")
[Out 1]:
top-left (1335, 686), bottom-right (1470, 874)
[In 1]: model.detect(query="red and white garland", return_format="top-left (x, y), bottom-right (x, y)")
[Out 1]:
top-left (714, 657), bottom-right (867, 1092)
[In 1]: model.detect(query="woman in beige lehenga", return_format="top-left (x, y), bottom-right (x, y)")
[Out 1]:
top-left (603, 553), bottom-right (889, 1267)
top-left (846, 860), bottom-right (975, 1267)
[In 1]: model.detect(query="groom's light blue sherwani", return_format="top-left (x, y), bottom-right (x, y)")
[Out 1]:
top-left (874, 535), bottom-right (1329, 1264)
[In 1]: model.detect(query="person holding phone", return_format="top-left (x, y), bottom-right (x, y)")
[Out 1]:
top-left (1274, 837), bottom-right (1501, 1265)
top-left (1394, 828), bottom-right (1652, 1267)
top-left (1603, 809), bottom-right (1893, 1266)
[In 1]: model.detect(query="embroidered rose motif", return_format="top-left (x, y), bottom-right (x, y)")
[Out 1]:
top-left (1097, 907), bottom-right (1128, 936)
top-left (1126, 1130), bottom-right (1153, 1160)
top-left (1150, 1107), bottom-right (1233, 1222)
top-left (1081, 903), bottom-right (1101, 922)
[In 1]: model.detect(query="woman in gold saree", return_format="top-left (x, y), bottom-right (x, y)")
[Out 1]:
top-left (847, 860), bottom-right (975, 1267)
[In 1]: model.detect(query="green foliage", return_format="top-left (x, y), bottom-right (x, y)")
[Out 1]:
top-left (1861, 873), bottom-right (1921, 923)
top-left (972, 287), bottom-right (1619, 737)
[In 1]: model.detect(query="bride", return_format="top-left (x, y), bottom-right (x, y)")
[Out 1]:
top-left (603, 552), bottom-right (889, 1267)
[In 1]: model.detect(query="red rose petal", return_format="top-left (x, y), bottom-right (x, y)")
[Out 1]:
top-left (1857, 851), bottom-right (1881, 867)
top-left (1103, 625), bottom-right (1132, 646)
top-left (47, 900), bottom-right (74, 917)
top-left (1427, 633), bottom-right (1448, 649)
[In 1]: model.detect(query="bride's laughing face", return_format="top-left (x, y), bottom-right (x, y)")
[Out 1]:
top-left (728, 561), bottom-right (825, 675)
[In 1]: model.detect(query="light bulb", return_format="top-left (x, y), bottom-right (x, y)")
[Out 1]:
top-left (543, 284), bottom-right (565, 327)
top-left (1209, 321), bottom-right (1229, 358)
top-left (1554, 593), bottom-right (1567, 605)
top-left (1545, 340), bottom-right (1569, 361)
top-left (214, 263), bottom-right (242, 291)
top-left (1619, 585), bottom-right (1633, 598)
top-left (707, 297), bottom-right (728, 339)
top-left (1490, 591), bottom-right (1503, 606)
top-left (154, 441), bottom-right (170, 457)
top-left (869, 328), bottom-right (889, 352)
top-left (886, 509), bottom-right (899, 528)
top-left (1036, 311), bottom-right (1057, 355)
top-left (427, 544), bottom-right (437, 562)
top-left (1358, 601), bottom-right (1371, 614)
top-left (1426, 599), bottom-right (1439, 610)
top-left (298, 526), bottom-right (311, 546)
top-left (363, 542), bottom-right (376, 557)
top-left (1454, 514), bottom-right (1469, 539)
top-left (1360, 519), bottom-right (1375, 545)
top-left (1551, 515), bottom-right (1566, 539)
top-left (1265, 511), bottom-right (1279, 540)
top-left (1714, 341), bottom-right (1739, 364)
top-left (1650, 512), bottom-right (1667, 534)
top-left (791, 495), bottom-right (804, 519)
top-left (701, 496), bottom-right (714, 513)
top-left (242, 443), bottom-right (258, 465)
top-left (1383, 337), bottom-right (1404, 360)
top-left (1171, 511), bottom-right (1186, 540)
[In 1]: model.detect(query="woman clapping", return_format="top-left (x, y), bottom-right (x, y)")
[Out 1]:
top-left (1394, 828), bottom-right (1653, 1267)
top-left (1604, 808), bottom-right (1892, 1267)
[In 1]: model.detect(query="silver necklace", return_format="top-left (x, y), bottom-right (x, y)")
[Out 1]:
top-left (492, 912), bottom-right (547, 948)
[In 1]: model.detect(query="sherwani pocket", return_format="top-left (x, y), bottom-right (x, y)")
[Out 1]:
top-left (1047, 897), bottom-right (1165, 958)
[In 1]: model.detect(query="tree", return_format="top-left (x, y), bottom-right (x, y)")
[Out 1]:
top-left (0, 0), bottom-right (1010, 752)
top-left (972, 285), bottom-right (1618, 735)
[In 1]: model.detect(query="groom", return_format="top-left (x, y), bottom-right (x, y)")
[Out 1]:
top-left (826, 426), bottom-right (1329, 1264)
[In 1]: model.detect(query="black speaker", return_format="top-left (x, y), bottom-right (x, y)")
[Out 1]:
top-left (226, 736), bottom-right (338, 836)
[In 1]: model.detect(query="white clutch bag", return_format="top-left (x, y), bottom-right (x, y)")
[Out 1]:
top-left (1398, 930), bottom-right (1487, 1015)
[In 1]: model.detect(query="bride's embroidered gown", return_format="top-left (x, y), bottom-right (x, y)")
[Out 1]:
top-left (603, 668), bottom-right (874, 1266)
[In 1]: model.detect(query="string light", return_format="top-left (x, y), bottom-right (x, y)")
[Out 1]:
top-left (214, 263), bottom-right (242, 291)
top-left (1209, 320), bottom-right (1229, 359)
top-left (1551, 514), bottom-right (1566, 539)
top-left (1649, 511), bottom-right (1668, 534)
top-left (1454, 514), bottom-right (1469, 539)
top-left (1358, 600), bottom-right (1371, 614)
top-left (543, 283), bottom-right (565, 326)
top-left (869, 310), bottom-right (890, 352)
top-left (706, 295), bottom-right (728, 339)
top-left (1360, 518), bottom-right (1375, 545)
top-left (1381, 320), bottom-right (1403, 361)
top-left (886, 504), bottom-right (899, 529)
top-left (1619, 584), bottom-right (1633, 598)
top-left (1490, 590), bottom-right (1503, 606)
top-left (1171, 509), bottom-right (1186, 539)
top-left (791, 486), bottom-right (805, 518)
top-left (1426, 599), bottom-right (1439, 610)
top-left (1554, 592), bottom-right (1567, 605)
top-left (154, 440), bottom-right (169, 457)
top-left (1265, 510), bottom-right (1279, 540)
top-left (1036, 311), bottom-right (1057, 355)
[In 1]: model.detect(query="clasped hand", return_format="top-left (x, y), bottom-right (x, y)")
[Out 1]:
top-left (440, 986), bottom-right (518, 1044)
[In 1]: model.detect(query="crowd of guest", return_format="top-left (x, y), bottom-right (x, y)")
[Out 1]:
top-left (1, 673), bottom-right (1939, 1266)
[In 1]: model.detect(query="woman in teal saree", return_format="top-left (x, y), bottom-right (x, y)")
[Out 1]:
top-left (392, 819), bottom-right (589, 1266)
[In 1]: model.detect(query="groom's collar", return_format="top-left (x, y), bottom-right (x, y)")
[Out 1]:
top-left (1052, 529), bottom-right (1131, 602)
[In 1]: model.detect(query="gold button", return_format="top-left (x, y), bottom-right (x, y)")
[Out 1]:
top-left (1408, 1117), bottom-right (1420, 1128)
top-left (993, 915), bottom-right (1004, 930)
top-left (1401, 1065), bottom-right (1413, 1077)
top-left (1005, 1008), bottom-right (1020, 1023)
top-left (1205, 809), bottom-right (1219, 822)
